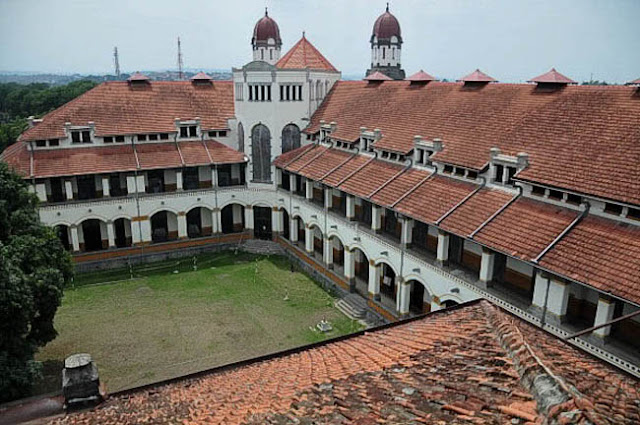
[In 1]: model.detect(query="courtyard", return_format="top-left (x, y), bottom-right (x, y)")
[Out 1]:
top-left (34, 252), bottom-right (362, 394)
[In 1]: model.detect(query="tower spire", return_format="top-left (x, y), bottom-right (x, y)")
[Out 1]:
top-left (177, 37), bottom-right (184, 80)
top-left (386, 2), bottom-right (389, 12)
top-left (265, 6), bottom-right (268, 16)
top-left (113, 46), bottom-right (121, 78)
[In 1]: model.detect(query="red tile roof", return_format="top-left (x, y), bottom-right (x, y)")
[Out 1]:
top-left (338, 160), bottom-right (403, 198)
top-left (406, 70), bottom-right (436, 82)
top-left (440, 188), bottom-right (514, 237)
top-left (458, 69), bottom-right (497, 82)
top-left (127, 72), bottom-right (150, 81)
top-left (364, 71), bottom-right (393, 81)
top-left (474, 197), bottom-right (578, 261)
top-left (306, 81), bottom-right (640, 205)
top-left (17, 81), bottom-right (234, 142)
top-left (190, 72), bottom-right (212, 81)
top-left (627, 77), bottom-right (640, 86)
top-left (372, 7), bottom-right (401, 39)
top-left (48, 301), bottom-right (639, 425)
top-left (370, 168), bottom-right (431, 207)
top-left (276, 36), bottom-right (337, 72)
top-left (539, 215), bottom-right (640, 304)
top-left (528, 68), bottom-right (576, 84)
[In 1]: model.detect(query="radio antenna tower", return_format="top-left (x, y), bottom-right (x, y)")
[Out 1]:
top-left (113, 46), bottom-right (121, 77)
top-left (177, 37), bottom-right (184, 80)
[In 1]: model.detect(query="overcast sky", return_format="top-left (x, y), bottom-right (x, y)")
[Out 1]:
top-left (1, 0), bottom-right (638, 83)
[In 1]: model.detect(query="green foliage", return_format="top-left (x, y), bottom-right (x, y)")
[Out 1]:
top-left (581, 80), bottom-right (609, 86)
top-left (0, 163), bottom-right (73, 401)
top-left (0, 80), bottom-right (97, 152)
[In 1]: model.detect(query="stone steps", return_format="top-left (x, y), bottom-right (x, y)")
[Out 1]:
top-left (336, 294), bottom-right (369, 321)
top-left (241, 240), bottom-right (285, 256)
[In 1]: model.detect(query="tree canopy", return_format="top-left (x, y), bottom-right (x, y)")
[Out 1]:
top-left (0, 162), bottom-right (73, 401)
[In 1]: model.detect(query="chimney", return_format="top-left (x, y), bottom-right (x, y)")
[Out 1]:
top-left (432, 138), bottom-right (443, 152)
top-left (517, 152), bottom-right (529, 169)
top-left (373, 128), bottom-right (382, 141)
top-left (490, 147), bottom-right (501, 160)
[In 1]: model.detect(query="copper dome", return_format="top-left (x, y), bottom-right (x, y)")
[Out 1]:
top-left (252, 8), bottom-right (281, 44)
top-left (372, 5), bottom-right (401, 40)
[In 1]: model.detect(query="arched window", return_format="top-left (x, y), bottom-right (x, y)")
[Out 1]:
top-left (251, 124), bottom-right (271, 182)
top-left (325, 80), bottom-right (329, 96)
top-left (310, 83), bottom-right (315, 101)
top-left (281, 123), bottom-right (301, 153)
top-left (316, 81), bottom-right (322, 99)
top-left (237, 122), bottom-right (245, 153)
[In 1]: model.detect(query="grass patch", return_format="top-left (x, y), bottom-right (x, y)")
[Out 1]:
top-left (35, 252), bottom-right (363, 394)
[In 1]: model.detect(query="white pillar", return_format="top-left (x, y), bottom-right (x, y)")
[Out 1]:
top-left (398, 279), bottom-right (411, 315)
top-left (290, 218), bottom-right (299, 242)
top-left (346, 195), bottom-right (355, 220)
top-left (135, 174), bottom-right (145, 193)
top-left (272, 208), bottom-right (281, 234)
top-left (372, 205), bottom-right (382, 232)
top-left (244, 206), bottom-right (254, 231)
top-left (546, 278), bottom-right (570, 318)
top-left (211, 167), bottom-right (219, 187)
top-left (106, 221), bottom-right (116, 248)
top-left (126, 175), bottom-right (137, 194)
top-left (324, 188), bottom-right (333, 209)
top-left (532, 271), bottom-right (548, 309)
top-left (212, 209), bottom-right (221, 234)
top-left (324, 236), bottom-right (333, 268)
top-left (344, 248), bottom-right (355, 281)
top-left (593, 297), bottom-right (616, 338)
top-left (305, 179), bottom-right (313, 200)
top-left (289, 174), bottom-right (297, 193)
top-left (275, 168), bottom-right (282, 187)
top-left (368, 260), bottom-right (381, 298)
top-left (437, 230), bottom-right (449, 265)
top-left (64, 179), bottom-right (74, 200)
top-left (133, 218), bottom-right (152, 244)
top-left (70, 225), bottom-right (80, 252)
top-left (102, 176), bottom-right (111, 197)
top-left (177, 213), bottom-right (187, 238)
top-left (400, 218), bottom-right (413, 248)
top-left (304, 225), bottom-right (313, 253)
top-left (479, 247), bottom-right (495, 283)
top-left (176, 170), bottom-right (183, 191)
top-left (35, 182), bottom-right (47, 202)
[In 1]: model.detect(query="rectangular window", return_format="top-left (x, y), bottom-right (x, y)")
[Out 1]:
top-left (209, 131), bottom-right (217, 138)
top-left (115, 136), bottom-right (125, 143)
top-left (82, 130), bottom-right (91, 143)
top-left (505, 166), bottom-right (516, 185)
top-left (235, 83), bottom-right (243, 101)
top-left (218, 131), bottom-right (227, 137)
top-left (467, 170), bottom-right (478, 180)
top-left (71, 131), bottom-right (81, 143)
top-left (160, 133), bottom-right (169, 140)
top-left (180, 127), bottom-right (188, 138)
top-left (280, 85), bottom-right (284, 101)
top-left (48, 139), bottom-right (59, 146)
top-left (494, 164), bottom-right (504, 182)
top-left (566, 193), bottom-right (582, 205)
top-left (149, 134), bottom-right (158, 141)
top-left (189, 125), bottom-right (197, 137)
top-left (548, 190), bottom-right (563, 201)
top-left (628, 208), bottom-right (640, 221)
top-left (267, 85), bottom-right (272, 101)
top-left (104, 136), bottom-right (113, 143)
top-left (443, 165), bottom-right (454, 174)
top-left (35, 140), bottom-right (46, 147)
top-left (248, 85), bottom-right (254, 101)
top-left (137, 134), bottom-right (147, 141)
top-left (454, 167), bottom-right (465, 176)
top-left (531, 185), bottom-right (545, 197)
top-left (604, 203), bottom-right (623, 215)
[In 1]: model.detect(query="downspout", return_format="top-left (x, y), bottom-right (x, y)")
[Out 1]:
top-left (532, 202), bottom-right (590, 264)
top-left (131, 136), bottom-right (144, 257)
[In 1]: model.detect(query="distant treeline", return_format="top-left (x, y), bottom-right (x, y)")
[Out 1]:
top-left (0, 80), bottom-right (97, 152)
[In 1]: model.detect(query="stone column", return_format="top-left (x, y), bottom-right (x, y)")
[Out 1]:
top-left (290, 217), bottom-right (299, 243)
top-left (400, 217), bottom-right (413, 249)
top-left (305, 179), bottom-right (313, 200)
top-left (211, 208), bottom-right (221, 234)
top-left (65, 179), bottom-right (74, 200)
top-left (593, 296), bottom-right (616, 338)
top-left (136, 174), bottom-right (146, 193)
top-left (324, 236), bottom-right (333, 269)
top-left (371, 205), bottom-right (382, 233)
top-left (437, 230), bottom-right (449, 266)
top-left (324, 188), bottom-right (333, 210)
top-left (289, 174), bottom-right (297, 193)
top-left (211, 167), bottom-right (219, 187)
top-left (133, 217), bottom-right (152, 245)
top-left (176, 170), bottom-right (183, 191)
top-left (177, 212), bottom-right (188, 239)
top-left (479, 247), bottom-right (495, 286)
top-left (368, 260), bottom-right (381, 300)
top-left (346, 195), bottom-right (356, 220)
top-left (304, 225), bottom-right (313, 254)
top-left (126, 175), bottom-right (137, 194)
top-left (275, 168), bottom-right (282, 187)
top-left (545, 278), bottom-right (570, 320)
top-left (70, 225), bottom-right (80, 252)
top-left (102, 176), bottom-right (111, 197)
top-left (398, 278), bottom-right (411, 315)
top-left (344, 247), bottom-right (355, 289)
top-left (106, 221), bottom-right (116, 248)
top-left (244, 206), bottom-right (254, 233)
top-left (271, 207), bottom-right (281, 235)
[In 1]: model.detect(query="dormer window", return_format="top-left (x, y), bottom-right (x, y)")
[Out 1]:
top-left (138, 134), bottom-right (147, 141)
top-left (490, 148), bottom-right (528, 187)
top-left (531, 185), bottom-right (545, 197)
top-left (149, 134), bottom-right (158, 141)
top-left (566, 194), bottom-right (582, 205)
top-left (71, 129), bottom-right (91, 144)
top-left (180, 125), bottom-right (198, 138)
top-left (604, 202), bottom-right (623, 216)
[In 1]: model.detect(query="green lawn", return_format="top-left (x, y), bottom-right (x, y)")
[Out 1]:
top-left (35, 252), bottom-right (362, 394)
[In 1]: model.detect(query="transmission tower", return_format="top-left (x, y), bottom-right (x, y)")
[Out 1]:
top-left (177, 37), bottom-right (184, 80)
top-left (113, 46), bottom-right (121, 77)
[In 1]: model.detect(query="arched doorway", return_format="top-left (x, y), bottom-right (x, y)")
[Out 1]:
top-left (310, 225), bottom-right (323, 259)
top-left (295, 216), bottom-right (305, 248)
top-left (251, 124), bottom-right (271, 182)
top-left (114, 218), bottom-right (132, 248)
top-left (407, 280), bottom-right (431, 315)
top-left (56, 225), bottom-right (71, 251)
top-left (353, 247), bottom-right (369, 296)
top-left (237, 122), bottom-right (245, 153)
top-left (328, 235), bottom-right (344, 273)
top-left (281, 123), bottom-right (301, 153)
top-left (379, 262), bottom-right (397, 309)
top-left (150, 211), bottom-right (178, 243)
top-left (221, 204), bottom-right (245, 234)
top-left (80, 219), bottom-right (105, 252)
top-left (282, 209), bottom-right (290, 240)
top-left (186, 207), bottom-right (213, 238)
top-left (254, 206), bottom-right (272, 240)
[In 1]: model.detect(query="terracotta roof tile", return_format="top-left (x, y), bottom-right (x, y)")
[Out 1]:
top-left (528, 68), bottom-right (576, 84)
top-left (276, 36), bottom-right (337, 71)
top-left (540, 215), bottom-right (640, 304)
top-left (296, 148), bottom-right (355, 181)
top-left (458, 69), bottom-right (497, 82)
top-left (370, 167), bottom-right (430, 207)
top-left (406, 70), bottom-right (436, 82)
top-left (474, 197), bottom-right (578, 260)
top-left (306, 81), bottom-right (640, 205)
top-left (364, 71), bottom-right (393, 81)
top-left (33, 145), bottom-right (137, 178)
top-left (272, 143), bottom-right (315, 168)
top-left (48, 301), bottom-right (639, 425)
top-left (321, 154), bottom-right (370, 187)
top-left (338, 160), bottom-right (403, 199)
top-left (440, 188), bottom-right (514, 237)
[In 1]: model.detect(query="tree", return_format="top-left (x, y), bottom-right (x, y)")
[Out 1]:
top-left (0, 163), bottom-right (73, 401)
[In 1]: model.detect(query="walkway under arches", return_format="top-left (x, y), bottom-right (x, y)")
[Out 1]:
top-left (150, 210), bottom-right (178, 243)
top-left (221, 203), bottom-right (245, 234)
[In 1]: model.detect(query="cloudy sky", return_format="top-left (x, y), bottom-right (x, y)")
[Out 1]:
top-left (1, 0), bottom-right (638, 83)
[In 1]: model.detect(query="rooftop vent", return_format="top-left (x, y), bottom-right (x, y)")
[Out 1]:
top-left (191, 72), bottom-right (213, 86)
top-left (364, 71), bottom-right (393, 83)
top-left (407, 70), bottom-right (436, 86)
top-left (127, 72), bottom-right (151, 89)
top-left (458, 69), bottom-right (496, 88)
top-left (528, 68), bottom-right (576, 91)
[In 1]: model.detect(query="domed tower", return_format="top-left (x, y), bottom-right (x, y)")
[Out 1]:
top-left (251, 8), bottom-right (282, 65)
top-left (366, 4), bottom-right (405, 80)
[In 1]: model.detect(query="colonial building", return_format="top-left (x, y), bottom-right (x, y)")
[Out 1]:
top-left (2, 7), bottom-right (640, 379)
